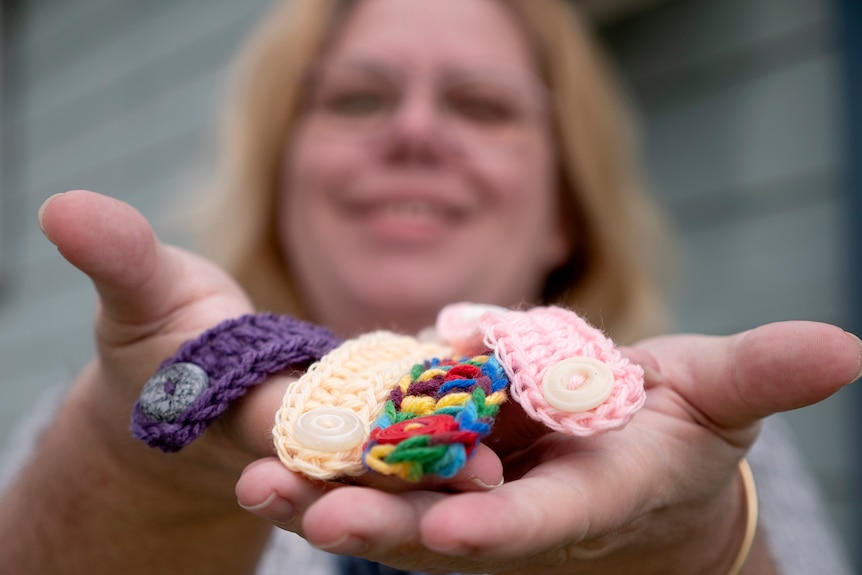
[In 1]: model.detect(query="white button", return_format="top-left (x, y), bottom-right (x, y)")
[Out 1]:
top-left (293, 407), bottom-right (365, 453)
top-left (541, 357), bottom-right (614, 413)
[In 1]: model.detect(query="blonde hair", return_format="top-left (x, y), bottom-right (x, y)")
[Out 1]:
top-left (197, 0), bottom-right (673, 343)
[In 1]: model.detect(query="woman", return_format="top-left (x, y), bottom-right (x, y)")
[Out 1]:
top-left (199, 0), bottom-right (670, 345)
top-left (0, 0), bottom-right (857, 573)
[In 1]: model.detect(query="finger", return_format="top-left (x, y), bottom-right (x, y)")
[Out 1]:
top-left (640, 321), bottom-right (862, 430)
top-left (299, 443), bottom-right (607, 561)
top-left (418, 446), bottom-right (741, 570)
top-left (39, 190), bottom-right (168, 323)
top-left (38, 190), bottom-right (248, 332)
top-left (236, 445), bottom-right (503, 543)
top-left (236, 456), bottom-right (440, 560)
top-left (418, 454), bottom-right (602, 558)
top-left (619, 345), bottom-right (664, 386)
top-left (301, 484), bottom-right (441, 562)
top-left (229, 376), bottom-right (293, 458)
top-left (236, 457), bottom-right (336, 532)
top-left (356, 443), bottom-right (504, 493)
top-left (417, 432), bottom-right (683, 562)
top-left (441, 444), bottom-right (505, 491)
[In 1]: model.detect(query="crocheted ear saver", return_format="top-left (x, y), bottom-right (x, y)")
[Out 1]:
top-left (131, 313), bottom-right (342, 452)
top-left (133, 304), bottom-right (644, 483)
top-left (438, 303), bottom-right (646, 436)
top-left (362, 352), bottom-right (510, 481)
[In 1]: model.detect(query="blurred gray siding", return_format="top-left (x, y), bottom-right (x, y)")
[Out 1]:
top-left (0, 0), bottom-right (272, 437)
top-left (0, 0), bottom-right (856, 564)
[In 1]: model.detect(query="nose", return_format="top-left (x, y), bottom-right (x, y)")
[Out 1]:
top-left (375, 88), bottom-right (460, 164)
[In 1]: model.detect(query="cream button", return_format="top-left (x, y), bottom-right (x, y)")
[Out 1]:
top-left (293, 407), bottom-right (365, 452)
top-left (541, 357), bottom-right (614, 412)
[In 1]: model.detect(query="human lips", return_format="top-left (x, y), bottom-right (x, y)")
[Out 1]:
top-left (339, 190), bottom-right (475, 245)
top-left (358, 199), bottom-right (466, 222)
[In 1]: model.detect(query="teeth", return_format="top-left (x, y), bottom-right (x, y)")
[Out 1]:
top-left (379, 201), bottom-right (445, 217)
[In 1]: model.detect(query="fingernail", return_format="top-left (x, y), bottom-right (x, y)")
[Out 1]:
top-left (237, 492), bottom-right (295, 524)
top-left (470, 476), bottom-right (504, 490)
top-left (37, 193), bottom-right (64, 243)
top-left (846, 331), bottom-right (862, 383)
top-left (425, 540), bottom-right (473, 557)
top-left (640, 363), bottom-right (664, 383)
top-left (314, 534), bottom-right (369, 554)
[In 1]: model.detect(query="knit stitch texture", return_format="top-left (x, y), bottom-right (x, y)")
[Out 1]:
top-left (132, 313), bottom-right (342, 451)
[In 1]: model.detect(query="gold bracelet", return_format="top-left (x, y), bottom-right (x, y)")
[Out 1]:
top-left (727, 458), bottom-right (759, 575)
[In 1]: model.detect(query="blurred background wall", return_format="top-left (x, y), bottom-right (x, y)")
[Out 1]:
top-left (0, 0), bottom-right (858, 566)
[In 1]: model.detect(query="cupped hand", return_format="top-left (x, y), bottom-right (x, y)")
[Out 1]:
top-left (38, 190), bottom-right (497, 506)
top-left (236, 320), bottom-right (862, 574)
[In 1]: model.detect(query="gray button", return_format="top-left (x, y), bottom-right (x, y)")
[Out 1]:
top-left (139, 363), bottom-right (209, 422)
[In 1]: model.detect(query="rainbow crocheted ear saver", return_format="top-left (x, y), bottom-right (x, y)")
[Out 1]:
top-left (133, 304), bottom-right (645, 482)
top-left (361, 352), bottom-right (509, 481)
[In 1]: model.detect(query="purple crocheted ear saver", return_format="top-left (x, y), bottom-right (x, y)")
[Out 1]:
top-left (131, 313), bottom-right (343, 452)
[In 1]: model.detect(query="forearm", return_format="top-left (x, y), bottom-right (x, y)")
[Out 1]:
top-left (741, 529), bottom-right (779, 575)
top-left (0, 372), bottom-right (272, 574)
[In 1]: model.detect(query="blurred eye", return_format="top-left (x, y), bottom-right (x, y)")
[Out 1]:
top-left (309, 66), bottom-right (395, 120)
top-left (446, 87), bottom-right (522, 124)
top-left (324, 90), bottom-right (390, 117)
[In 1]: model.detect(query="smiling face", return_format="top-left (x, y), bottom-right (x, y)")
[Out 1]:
top-left (280, 0), bottom-right (568, 335)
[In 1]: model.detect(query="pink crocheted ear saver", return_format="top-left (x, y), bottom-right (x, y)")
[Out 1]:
top-left (435, 303), bottom-right (645, 435)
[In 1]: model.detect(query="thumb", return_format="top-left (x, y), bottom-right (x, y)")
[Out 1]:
top-left (38, 190), bottom-right (248, 334)
top-left (641, 321), bottom-right (862, 430)
top-left (39, 190), bottom-right (174, 324)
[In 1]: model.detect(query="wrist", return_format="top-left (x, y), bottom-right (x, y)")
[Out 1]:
top-left (669, 459), bottom-right (773, 575)
top-left (489, 461), bottom-right (762, 575)
top-left (726, 460), bottom-right (760, 574)
top-left (0, 370), bottom-right (271, 575)
top-left (675, 459), bottom-right (765, 575)
top-left (739, 528), bottom-right (778, 575)
top-left (579, 460), bottom-right (765, 575)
